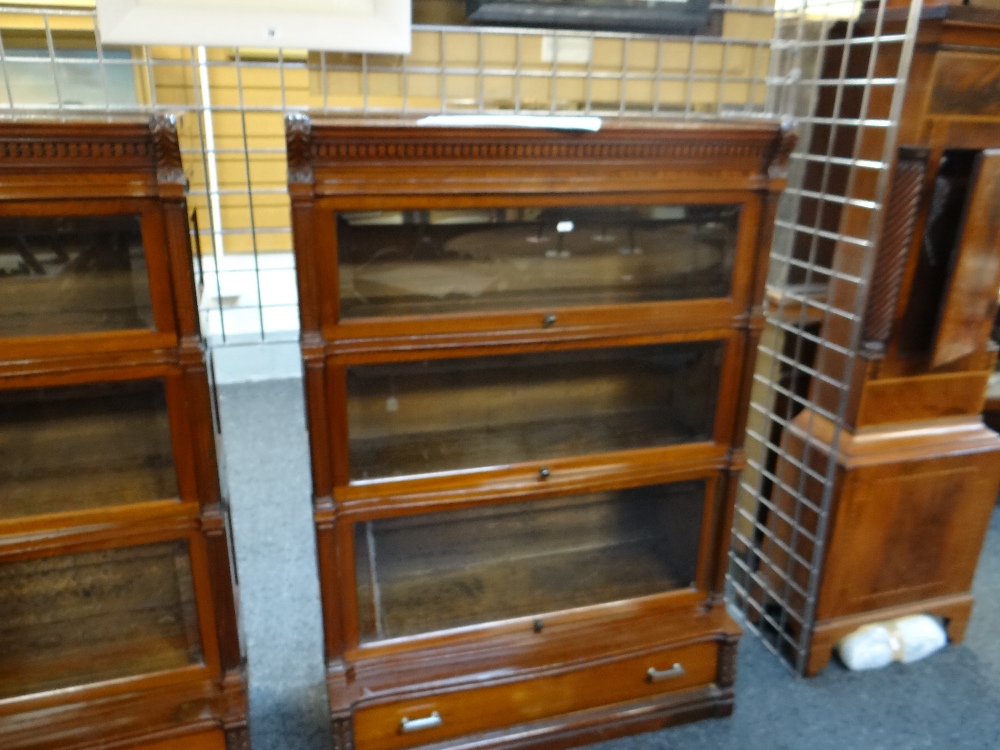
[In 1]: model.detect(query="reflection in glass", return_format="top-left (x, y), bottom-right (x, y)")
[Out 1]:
top-left (0, 214), bottom-right (154, 337)
top-left (338, 204), bottom-right (740, 317)
top-left (355, 481), bottom-right (706, 641)
top-left (0, 380), bottom-right (178, 518)
top-left (0, 542), bottom-right (203, 698)
top-left (347, 341), bottom-right (722, 480)
top-left (1, 47), bottom-right (139, 109)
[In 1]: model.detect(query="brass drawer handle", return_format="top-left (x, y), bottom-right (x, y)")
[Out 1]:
top-left (400, 711), bottom-right (442, 733)
top-left (646, 663), bottom-right (685, 683)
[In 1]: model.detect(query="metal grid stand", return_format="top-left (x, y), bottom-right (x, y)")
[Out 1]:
top-left (0, 0), bottom-right (923, 673)
top-left (727, 0), bottom-right (923, 674)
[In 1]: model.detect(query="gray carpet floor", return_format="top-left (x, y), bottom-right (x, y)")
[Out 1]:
top-left (218, 379), bottom-right (1000, 750)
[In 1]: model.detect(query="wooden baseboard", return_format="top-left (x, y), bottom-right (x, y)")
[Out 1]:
top-left (806, 592), bottom-right (974, 676)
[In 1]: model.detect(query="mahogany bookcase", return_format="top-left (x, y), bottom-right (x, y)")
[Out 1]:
top-left (287, 116), bottom-right (792, 750)
top-left (0, 116), bottom-right (247, 750)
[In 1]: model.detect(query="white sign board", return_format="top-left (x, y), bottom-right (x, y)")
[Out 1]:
top-left (97, 0), bottom-right (411, 54)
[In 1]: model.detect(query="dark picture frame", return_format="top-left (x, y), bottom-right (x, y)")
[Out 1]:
top-left (466, 0), bottom-right (716, 35)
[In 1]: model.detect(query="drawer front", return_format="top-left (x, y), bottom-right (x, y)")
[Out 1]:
top-left (354, 640), bottom-right (718, 750)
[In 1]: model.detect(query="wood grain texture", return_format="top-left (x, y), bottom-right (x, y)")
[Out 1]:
top-left (290, 118), bottom-right (788, 745)
top-left (148, 114), bottom-right (187, 187)
top-left (767, 409), bottom-right (1000, 673)
top-left (0, 121), bottom-right (246, 749)
top-left (294, 118), bottom-right (786, 175)
top-left (805, 592), bottom-right (974, 676)
top-left (931, 151), bottom-right (1000, 367)
top-left (762, 6), bottom-right (1000, 677)
top-left (854, 367), bottom-right (993, 426)
top-left (928, 51), bottom-right (1000, 117)
top-left (354, 639), bottom-right (719, 750)
top-left (0, 541), bottom-right (201, 700)
top-left (862, 148), bottom-right (928, 354)
top-left (0, 677), bottom-right (231, 750)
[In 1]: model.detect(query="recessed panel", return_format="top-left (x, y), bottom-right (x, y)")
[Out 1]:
top-left (354, 481), bottom-right (706, 641)
top-left (347, 341), bottom-right (723, 480)
top-left (0, 214), bottom-right (154, 338)
top-left (337, 205), bottom-right (740, 318)
top-left (0, 379), bottom-right (179, 519)
top-left (0, 541), bottom-right (203, 699)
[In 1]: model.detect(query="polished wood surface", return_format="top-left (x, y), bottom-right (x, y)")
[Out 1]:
top-left (354, 638), bottom-right (719, 750)
top-left (0, 118), bottom-right (247, 749)
top-left (289, 116), bottom-right (791, 748)
top-left (807, 593), bottom-right (975, 676)
top-left (930, 151), bottom-right (1000, 368)
top-left (764, 410), bottom-right (1000, 673)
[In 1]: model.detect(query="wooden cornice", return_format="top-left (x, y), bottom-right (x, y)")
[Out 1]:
top-left (0, 114), bottom-right (187, 193)
top-left (286, 115), bottom-right (793, 196)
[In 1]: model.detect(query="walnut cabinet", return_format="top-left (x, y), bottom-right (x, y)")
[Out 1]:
top-left (0, 118), bottom-right (248, 750)
top-left (287, 116), bottom-right (792, 750)
top-left (763, 2), bottom-right (1000, 676)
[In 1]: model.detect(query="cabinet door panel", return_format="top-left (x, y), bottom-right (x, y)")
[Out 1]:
top-left (0, 379), bottom-right (179, 519)
top-left (337, 205), bottom-right (740, 319)
top-left (347, 341), bottom-right (723, 481)
top-left (0, 541), bottom-right (203, 699)
top-left (931, 151), bottom-right (1000, 367)
top-left (0, 214), bottom-right (154, 338)
top-left (354, 481), bottom-right (706, 642)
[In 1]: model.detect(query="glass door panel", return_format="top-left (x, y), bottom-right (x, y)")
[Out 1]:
top-left (338, 204), bottom-right (740, 318)
top-left (354, 481), bottom-right (705, 642)
top-left (0, 541), bottom-right (203, 698)
top-left (0, 380), bottom-right (179, 519)
top-left (347, 341), bottom-right (723, 480)
top-left (0, 214), bottom-right (154, 337)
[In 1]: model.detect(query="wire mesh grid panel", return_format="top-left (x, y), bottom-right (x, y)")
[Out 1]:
top-left (0, 0), bottom-right (774, 346)
top-left (727, 0), bottom-right (923, 674)
top-left (0, 0), bottom-right (922, 673)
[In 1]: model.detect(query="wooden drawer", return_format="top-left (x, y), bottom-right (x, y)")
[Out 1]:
top-left (354, 639), bottom-right (719, 750)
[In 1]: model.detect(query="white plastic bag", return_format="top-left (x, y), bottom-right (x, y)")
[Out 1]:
top-left (836, 614), bottom-right (947, 671)
top-left (894, 614), bottom-right (948, 663)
